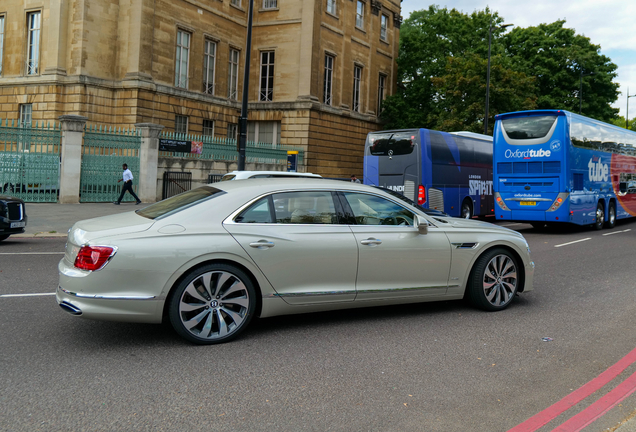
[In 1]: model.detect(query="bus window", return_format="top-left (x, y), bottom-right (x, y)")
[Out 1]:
top-left (369, 132), bottom-right (415, 156)
top-left (502, 116), bottom-right (557, 141)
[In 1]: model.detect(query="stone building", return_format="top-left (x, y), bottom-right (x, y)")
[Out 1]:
top-left (0, 0), bottom-right (401, 177)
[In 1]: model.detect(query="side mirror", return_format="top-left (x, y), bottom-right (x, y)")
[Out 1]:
top-left (415, 215), bottom-right (429, 235)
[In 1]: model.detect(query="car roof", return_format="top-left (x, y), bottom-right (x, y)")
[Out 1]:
top-left (222, 171), bottom-right (321, 179)
top-left (210, 177), bottom-right (378, 195)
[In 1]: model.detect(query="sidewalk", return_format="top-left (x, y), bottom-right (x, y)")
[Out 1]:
top-left (13, 201), bottom-right (146, 238)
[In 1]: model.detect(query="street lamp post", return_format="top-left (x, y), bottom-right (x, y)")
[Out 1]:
top-left (484, 19), bottom-right (513, 135)
top-left (627, 87), bottom-right (636, 129)
top-left (237, 0), bottom-right (254, 171)
top-left (579, 70), bottom-right (594, 115)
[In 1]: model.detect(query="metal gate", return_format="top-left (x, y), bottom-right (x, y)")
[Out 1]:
top-left (163, 171), bottom-right (192, 199)
top-left (0, 120), bottom-right (61, 203)
top-left (80, 126), bottom-right (141, 202)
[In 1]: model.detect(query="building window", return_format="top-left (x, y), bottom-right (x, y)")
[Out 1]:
top-left (202, 120), bottom-right (214, 136)
top-left (0, 15), bottom-right (5, 75)
top-left (378, 74), bottom-right (387, 115)
top-left (380, 14), bottom-right (388, 41)
top-left (228, 48), bottom-right (240, 100)
top-left (323, 54), bottom-right (334, 105)
top-left (203, 40), bottom-right (216, 95)
top-left (227, 123), bottom-right (238, 140)
top-left (231, 0), bottom-right (241, 7)
top-left (26, 11), bottom-right (41, 75)
top-left (260, 51), bottom-right (275, 102)
top-left (326, 0), bottom-right (337, 15)
top-left (175, 30), bottom-right (190, 88)
top-left (353, 66), bottom-right (362, 112)
top-left (19, 104), bottom-right (32, 127)
top-left (263, 0), bottom-right (277, 9)
top-left (248, 121), bottom-right (280, 145)
top-left (175, 115), bottom-right (188, 134)
top-left (356, 1), bottom-right (364, 30)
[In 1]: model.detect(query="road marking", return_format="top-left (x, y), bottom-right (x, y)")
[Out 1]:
top-left (554, 238), bottom-right (591, 248)
top-left (507, 345), bottom-right (636, 432)
top-left (0, 293), bottom-right (56, 298)
top-left (603, 229), bottom-right (632, 236)
top-left (0, 252), bottom-right (64, 255)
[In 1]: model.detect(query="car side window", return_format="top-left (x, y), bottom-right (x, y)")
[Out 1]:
top-left (342, 192), bottom-right (414, 226)
top-left (271, 191), bottom-right (338, 224)
top-left (235, 197), bottom-right (274, 223)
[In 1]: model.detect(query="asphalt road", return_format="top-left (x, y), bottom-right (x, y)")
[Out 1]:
top-left (1, 220), bottom-right (636, 431)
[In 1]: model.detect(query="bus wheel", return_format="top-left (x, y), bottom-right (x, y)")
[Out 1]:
top-left (593, 202), bottom-right (604, 230)
top-left (461, 200), bottom-right (472, 219)
top-left (605, 202), bottom-right (616, 229)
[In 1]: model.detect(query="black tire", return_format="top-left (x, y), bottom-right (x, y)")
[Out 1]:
top-left (0, 234), bottom-right (10, 242)
top-left (593, 202), bottom-right (604, 230)
top-left (605, 202), bottom-right (616, 229)
top-left (461, 200), bottom-right (473, 219)
top-left (466, 248), bottom-right (520, 311)
top-left (168, 263), bottom-right (256, 345)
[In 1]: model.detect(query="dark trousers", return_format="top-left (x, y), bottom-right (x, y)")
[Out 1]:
top-left (117, 180), bottom-right (140, 203)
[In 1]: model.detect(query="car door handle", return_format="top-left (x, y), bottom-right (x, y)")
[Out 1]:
top-left (360, 238), bottom-right (382, 246)
top-left (249, 240), bottom-right (275, 249)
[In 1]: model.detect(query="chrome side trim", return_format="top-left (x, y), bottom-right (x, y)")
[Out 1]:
top-left (59, 287), bottom-right (156, 300)
top-left (271, 285), bottom-right (458, 298)
top-left (451, 242), bottom-right (479, 249)
top-left (356, 285), bottom-right (456, 294)
top-left (273, 290), bottom-right (355, 298)
top-left (504, 198), bottom-right (552, 202)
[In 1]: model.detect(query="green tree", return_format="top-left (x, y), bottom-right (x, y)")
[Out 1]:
top-left (503, 20), bottom-right (619, 121)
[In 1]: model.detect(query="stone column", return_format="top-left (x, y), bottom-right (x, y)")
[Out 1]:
top-left (58, 115), bottom-right (88, 204)
top-left (135, 123), bottom-right (164, 203)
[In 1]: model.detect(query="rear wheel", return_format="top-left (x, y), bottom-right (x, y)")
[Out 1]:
top-left (593, 202), bottom-right (604, 230)
top-left (605, 202), bottom-right (616, 229)
top-left (467, 248), bottom-right (519, 311)
top-left (461, 200), bottom-right (473, 219)
top-left (168, 263), bottom-right (257, 345)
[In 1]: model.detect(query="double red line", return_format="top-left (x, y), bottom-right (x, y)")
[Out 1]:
top-left (509, 346), bottom-right (636, 431)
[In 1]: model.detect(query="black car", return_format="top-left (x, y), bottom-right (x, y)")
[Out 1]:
top-left (0, 195), bottom-right (27, 241)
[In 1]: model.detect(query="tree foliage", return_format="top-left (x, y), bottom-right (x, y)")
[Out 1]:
top-left (381, 6), bottom-right (620, 133)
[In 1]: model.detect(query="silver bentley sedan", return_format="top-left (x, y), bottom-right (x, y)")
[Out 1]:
top-left (57, 179), bottom-right (534, 344)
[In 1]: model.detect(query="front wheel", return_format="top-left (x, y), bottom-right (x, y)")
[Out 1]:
top-left (593, 202), bottom-right (604, 230)
top-left (168, 263), bottom-right (257, 345)
top-left (605, 202), bottom-right (616, 229)
top-left (466, 248), bottom-right (520, 311)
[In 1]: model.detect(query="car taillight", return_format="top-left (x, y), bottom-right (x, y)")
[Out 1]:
top-left (74, 246), bottom-right (116, 271)
top-left (417, 185), bottom-right (426, 205)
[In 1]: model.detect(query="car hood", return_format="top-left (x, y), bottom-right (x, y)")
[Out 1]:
top-left (68, 211), bottom-right (155, 244)
top-left (431, 216), bottom-right (523, 237)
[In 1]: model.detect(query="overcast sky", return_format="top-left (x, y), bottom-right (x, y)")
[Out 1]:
top-left (400, 1), bottom-right (636, 119)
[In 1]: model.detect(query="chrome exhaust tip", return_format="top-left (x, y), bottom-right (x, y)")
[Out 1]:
top-left (59, 301), bottom-right (82, 316)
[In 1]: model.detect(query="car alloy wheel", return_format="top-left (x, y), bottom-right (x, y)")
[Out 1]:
top-left (467, 248), bottom-right (519, 311)
top-left (168, 264), bottom-right (256, 344)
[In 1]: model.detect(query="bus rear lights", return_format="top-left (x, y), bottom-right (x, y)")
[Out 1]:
top-left (74, 246), bottom-right (117, 271)
top-left (417, 185), bottom-right (426, 205)
top-left (494, 193), bottom-right (510, 211)
top-left (547, 192), bottom-right (569, 212)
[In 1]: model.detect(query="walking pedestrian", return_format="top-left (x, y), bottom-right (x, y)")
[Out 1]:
top-left (350, 174), bottom-right (361, 183)
top-left (113, 163), bottom-right (142, 205)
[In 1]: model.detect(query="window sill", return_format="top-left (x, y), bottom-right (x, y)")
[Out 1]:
top-left (259, 7), bottom-right (279, 12)
top-left (326, 11), bottom-right (339, 20)
top-left (355, 26), bottom-right (366, 34)
top-left (230, 3), bottom-right (245, 12)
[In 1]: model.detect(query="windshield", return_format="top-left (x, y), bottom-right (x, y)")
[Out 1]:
top-left (502, 115), bottom-right (557, 140)
top-left (221, 174), bottom-right (236, 181)
top-left (137, 186), bottom-right (225, 219)
top-left (368, 132), bottom-right (416, 156)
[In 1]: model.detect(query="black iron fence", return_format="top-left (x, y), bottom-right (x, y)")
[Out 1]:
top-left (162, 171), bottom-right (192, 199)
top-left (208, 174), bottom-right (223, 184)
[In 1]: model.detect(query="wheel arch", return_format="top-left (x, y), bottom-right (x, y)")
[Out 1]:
top-left (161, 258), bottom-right (264, 323)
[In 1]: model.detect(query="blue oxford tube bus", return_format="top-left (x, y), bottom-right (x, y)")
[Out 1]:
top-left (363, 129), bottom-right (494, 218)
top-left (493, 109), bottom-right (636, 229)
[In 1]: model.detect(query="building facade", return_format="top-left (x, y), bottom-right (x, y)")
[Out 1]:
top-left (0, 0), bottom-right (401, 177)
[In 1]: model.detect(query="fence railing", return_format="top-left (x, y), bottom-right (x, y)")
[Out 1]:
top-left (159, 132), bottom-right (304, 165)
top-left (163, 171), bottom-right (192, 199)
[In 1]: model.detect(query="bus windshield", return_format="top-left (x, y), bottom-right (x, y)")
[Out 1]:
top-left (369, 132), bottom-right (415, 156)
top-left (502, 115), bottom-right (557, 140)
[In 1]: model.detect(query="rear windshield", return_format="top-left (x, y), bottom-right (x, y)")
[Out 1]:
top-left (136, 186), bottom-right (225, 219)
top-left (368, 132), bottom-right (416, 156)
top-left (502, 115), bottom-right (557, 140)
top-left (221, 174), bottom-right (236, 181)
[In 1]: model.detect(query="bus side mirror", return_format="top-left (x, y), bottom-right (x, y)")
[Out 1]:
top-left (415, 215), bottom-right (429, 235)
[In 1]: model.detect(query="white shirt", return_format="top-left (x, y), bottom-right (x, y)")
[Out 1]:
top-left (122, 169), bottom-right (134, 183)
